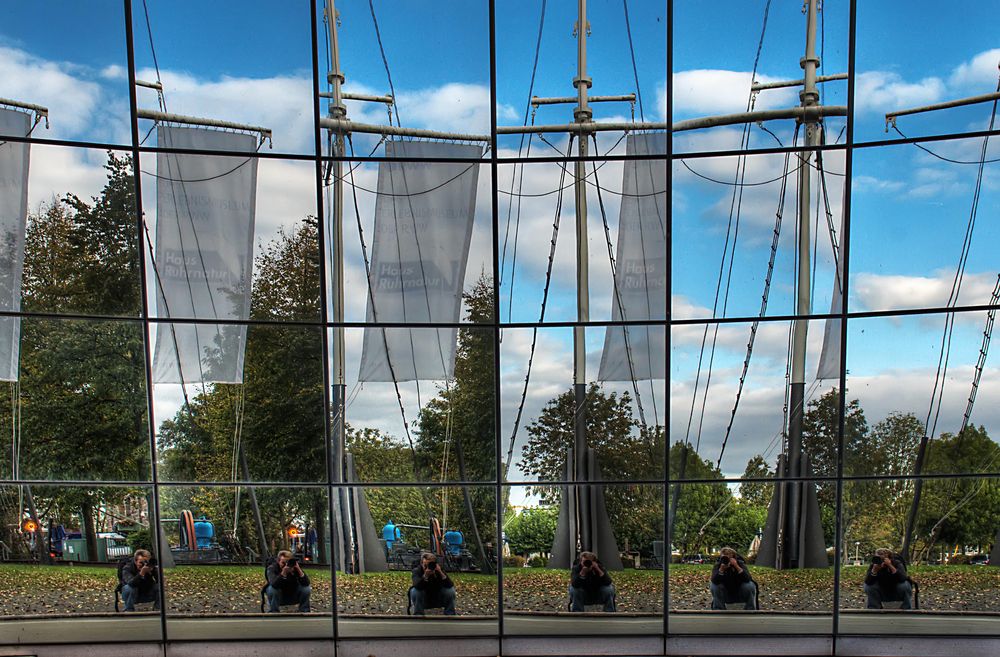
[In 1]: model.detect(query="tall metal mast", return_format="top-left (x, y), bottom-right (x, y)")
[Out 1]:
top-left (324, 0), bottom-right (350, 575)
top-left (785, 0), bottom-right (822, 569)
top-left (572, 0), bottom-right (592, 550)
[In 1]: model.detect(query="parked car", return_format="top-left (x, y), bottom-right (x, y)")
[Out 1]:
top-left (969, 554), bottom-right (990, 565)
top-left (682, 554), bottom-right (706, 564)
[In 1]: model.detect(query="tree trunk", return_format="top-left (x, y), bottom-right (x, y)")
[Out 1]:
top-left (23, 486), bottom-right (49, 564)
top-left (454, 432), bottom-right (493, 574)
top-left (313, 494), bottom-right (328, 565)
top-left (81, 497), bottom-right (98, 562)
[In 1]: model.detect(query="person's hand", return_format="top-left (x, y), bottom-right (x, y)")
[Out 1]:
top-left (591, 563), bottom-right (604, 577)
top-left (423, 567), bottom-right (434, 581)
top-left (434, 564), bottom-right (444, 578)
top-left (139, 565), bottom-right (151, 577)
top-left (281, 565), bottom-right (293, 577)
top-left (294, 563), bottom-right (304, 576)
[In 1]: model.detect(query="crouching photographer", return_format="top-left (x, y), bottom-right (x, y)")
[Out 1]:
top-left (709, 547), bottom-right (756, 610)
top-left (266, 550), bottom-right (312, 612)
top-left (410, 552), bottom-right (456, 615)
top-left (121, 549), bottom-right (160, 612)
top-left (864, 548), bottom-right (912, 610)
top-left (569, 551), bottom-right (616, 612)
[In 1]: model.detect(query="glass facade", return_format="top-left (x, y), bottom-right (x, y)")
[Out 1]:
top-left (1, 1), bottom-right (999, 654)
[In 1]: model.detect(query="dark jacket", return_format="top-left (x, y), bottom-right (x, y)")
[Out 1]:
top-left (711, 557), bottom-right (752, 592)
top-left (865, 558), bottom-right (907, 590)
top-left (121, 560), bottom-right (158, 591)
top-left (267, 560), bottom-right (311, 591)
top-left (412, 563), bottom-right (454, 595)
top-left (570, 559), bottom-right (613, 593)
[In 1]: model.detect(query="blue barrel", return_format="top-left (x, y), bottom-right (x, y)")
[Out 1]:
top-left (443, 530), bottom-right (464, 556)
top-left (193, 517), bottom-right (215, 549)
top-left (382, 521), bottom-right (402, 549)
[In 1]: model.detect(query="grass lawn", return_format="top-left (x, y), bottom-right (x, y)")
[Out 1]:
top-left (2, 563), bottom-right (998, 616)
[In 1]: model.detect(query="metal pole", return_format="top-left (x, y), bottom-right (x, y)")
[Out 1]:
top-left (325, 0), bottom-right (350, 576)
top-left (786, 0), bottom-right (821, 569)
top-left (572, 0), bottom-right (591, 489)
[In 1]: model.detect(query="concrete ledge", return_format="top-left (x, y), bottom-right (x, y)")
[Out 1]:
top-left (668, 612), bottom-right (833, 635)
top-left (337, 637), bottom-right (499, 657)
top-left (503, 614), bottom-right (662, 635)
top-left (502, 635), bottom-right (664, 655)
top-left (337, 616), bottom-right (498, 638)
top-left (835, 635), bottom-right (1000, 656)
top-left (0, 615), bottom-right (162, 645)
top-left (666, 635), bottom-right (832, 655)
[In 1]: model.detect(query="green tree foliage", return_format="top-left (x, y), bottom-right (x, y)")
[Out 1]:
top-left (4, 153), bottom-right (148, 560)
top-left (157, 219), bottom-right (326, 558)
top-left (739, 455), bottom-right (774, 507)
top-left (505, 506), bottom-right (558, 556)
top-left (519, 384), bottom-right (664, 555)
top-left (669, 442), bottom-right (730, 554)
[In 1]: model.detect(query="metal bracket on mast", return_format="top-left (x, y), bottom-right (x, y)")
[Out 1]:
top-left (0, 97), bottom-right (49, 129)
top-left (885, 90), bottom-right (1000, 131)
top-left (135, 108), bottom-right (272, 146)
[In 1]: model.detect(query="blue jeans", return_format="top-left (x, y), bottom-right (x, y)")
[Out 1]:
top-left (865, 581), bottom-right (912, 609)
top-left (710, 581), bottom-right (756, 610)
top-left (122, 583), bottom-right (159, 611)
top-left (267, 584), bottom-right (312, 612)
top-left (569, 584), bottom-right (616, 612)
top-left (409, 586), bottom-right (456, 615)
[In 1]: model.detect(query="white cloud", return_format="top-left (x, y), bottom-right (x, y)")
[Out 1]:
top-left (852, 270), bottom-right (998, 313)
top-left (949, 48), bottom-right (1000, 89)
top-left (100, 64), bottom-right (127, 81)
top-left (854, 71), bottom-right (945, 115)
top-left (673, 70), bottom-right (797, 116)
top-left (0, 45), bottom-right (108, 139)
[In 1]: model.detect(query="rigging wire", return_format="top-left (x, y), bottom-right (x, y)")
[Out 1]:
top-left (715, 128), bottom-right (798, 469)
top-left (892, 125), bottom-right (1000, 165)
top-left (367, 0), bottom-right (402, 127)
top-left (500, 0), bottom-right (547, 325)
top-left (502, 135), bottom-right (574, 480)
top-left (683, 0), bottom-right (773, 462)
top-left (960, 275), bottom-right (1000, 437)
top-left (923, 78), bottom-right (999, 447)
top-left (621, 0), bottom-right (645, 122)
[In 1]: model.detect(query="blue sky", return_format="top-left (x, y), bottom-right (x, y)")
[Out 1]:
top-left (1, 1), bottom-right (998, 482)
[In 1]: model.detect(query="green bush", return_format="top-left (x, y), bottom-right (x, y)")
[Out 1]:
top-left (503, 555), bottom-right (526, 568)
top-left (527, 555), bottom-right (549, 568)
top-left (127, 527), bottom-right (153, 553)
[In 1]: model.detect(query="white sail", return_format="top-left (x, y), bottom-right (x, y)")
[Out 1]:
top-left (359, 140), bottom-right (483, 382)
top-left (598, 132), bottom-right (667, 382)
top-left (816, 216), bottom-right (845, 380)
top-left (0, 108), bottom-right (31, 382)
top-left (151, 126), bottom-right (258, 384)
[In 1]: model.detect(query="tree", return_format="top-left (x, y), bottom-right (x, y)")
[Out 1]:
top-left (156, 219), bottom-right (327, 559)
top-left (415, 273), bottom-right (498, 569)
top-left (9, 153), bottom-right (148, 561)
top-left (505, 506), bottom-right (558, 557)
top-left (519, 384), bottom-right (665, 555)
top-left (669, 441), bottom-right (732, 553)
top-left (739, 455), bottom-right (773, 507)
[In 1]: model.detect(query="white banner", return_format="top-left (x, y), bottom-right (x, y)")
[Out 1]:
top-left (816, 215), bottom-right (845, 380)
top-left (359, 140), bottom-right (483, 382)
top-left (0, 109), bottom-right (31, 382)
top-left (151, 126), bottom-right (258, 384)
top-left (599, 133), bottom-right (667, 381)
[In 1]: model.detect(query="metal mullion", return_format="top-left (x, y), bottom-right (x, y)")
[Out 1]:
top-left (663, 0), bottom-right (674, 641)
top-left (136, 143), bottom-right (316, 162)
top-left (855, 126), bottom-right (1000, 150)
top-left (122, 0), bottom-right (168, 642)
top-left (0, 134), bottom-right (134, 151)
top-left (488, 0), bottom-right (505, 647)
top-left (305, 0), bottom-right (338, 646)
top-left (833, 2), bottom-right (858, 646)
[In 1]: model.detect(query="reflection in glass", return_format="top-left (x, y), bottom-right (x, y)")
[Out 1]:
top-left (0, 484), bottom-right (162, 641)
top-left (342, 323), bottom-right (496, 484)
top-left (839, 477), bottom-right (1000, 635)
top-left (155, 323), bottom-right (325, 483)
top-left (668, 481), bottom-right (833, 634)
top-left (3, 317), bottom-right (149, 482)
top-left (336, 485), bottom-right (497, 636)
top-left (503, 484), bottom-right (663, 631)
top-left (846, 312), bottom-right (1000, 477)
top-left (158, 485), bottom-right (331, 622)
